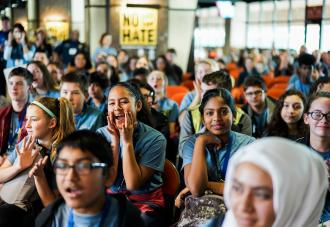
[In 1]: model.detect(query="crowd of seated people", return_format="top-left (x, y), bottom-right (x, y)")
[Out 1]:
top-left (0, 17), bottom-right (330, 227)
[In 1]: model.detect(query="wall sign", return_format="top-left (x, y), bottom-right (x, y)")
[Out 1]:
top-left (120, 8), bottom-right (158, 46)
top-left (45, 20), bottom-right (69, 42)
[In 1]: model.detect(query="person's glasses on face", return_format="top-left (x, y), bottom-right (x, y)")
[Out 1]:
top-left (142, 90), bottom-right (154, 101)
top-left (54, 160), bottom-right (108, 176)
top-left (307, 111), bottom-right (330, 122)
top-left (245, 89), bottom-right (263, 97)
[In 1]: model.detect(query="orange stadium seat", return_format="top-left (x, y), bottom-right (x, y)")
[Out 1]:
top-left (171, 92), bottom-right (187, 106)
top-left (231, 86), bottom-right (245, 104)
top-left (270, 83), bottom-right (288, 90)
top-left (229, 68), bottom-right (243, 80)
top-left (267, 88), bottom-right (286, 100)
top-left (182, 72), bottom-right (192, 82)
top-left (269, 75), bottom-right (290, 88)
top-left (263, 75), bottom-right (274, 88)
top-left (181, 80), bottom-right (194, 91)
top-left (162, 159), bottom-right (180, 197)
top-left (226, 63), bottom-right (238, 71)
top-left (162, 159), bottom-right (180, 224)
top-left (166, 86), bottom-right (189, 98)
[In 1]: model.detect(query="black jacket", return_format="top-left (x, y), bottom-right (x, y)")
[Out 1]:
top-left (35, 194), bottom-right (145, 227)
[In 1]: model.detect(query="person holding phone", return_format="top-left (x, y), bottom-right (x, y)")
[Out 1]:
top-left (3, 23), bottom-right (34, 68)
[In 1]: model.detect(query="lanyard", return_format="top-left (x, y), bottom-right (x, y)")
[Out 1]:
top-left (212, 133), bottom-right (233, 181)
top-left (220, 133), bottom-right (233, 179)
top-left (67, 197), bottom-right (110, 227)
top-left (8, 107), bottom-right (27, 147)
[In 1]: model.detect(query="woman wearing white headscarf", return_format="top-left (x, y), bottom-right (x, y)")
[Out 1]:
top-left (211, 137), bottom-right (328, 227)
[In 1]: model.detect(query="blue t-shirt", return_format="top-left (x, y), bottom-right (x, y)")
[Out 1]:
top-left (31, 90), bottom-right (60, 100)
top-left (75, 104), bottom-right (105, 131)
top-left (297, 136), bottom-right (330, 223)
top-left (87, 97), bottom-right (107, 115)
top-left (179, 91), bottom-right (196, 113)
top-left (182, 131), bottom-right (255, 181)
top-left (287, 76), bottom-right (312, 96)
top-left (52, 197), bottom-right (125, 227)
top-left (313, 149), bottom-right (330, 223)
top-left (0, 30), bottom-right (9, 59)
top-left (45, 90), bottom-right (60, 99)
top-left (97, 121), bottom-right (166, 194)
top-left (7, 138), bottom-right (51, 165)
top-left (158, 97), bottom-right (179, 122)
top-left (4, 43), bottom-right (35, 67)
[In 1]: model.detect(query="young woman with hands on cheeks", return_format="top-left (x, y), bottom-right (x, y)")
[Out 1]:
top-left (97, 82), bottom-right (166, 227)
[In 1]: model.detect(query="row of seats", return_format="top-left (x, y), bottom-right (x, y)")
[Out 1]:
top-left (165, 74), bottom-right (291, 107)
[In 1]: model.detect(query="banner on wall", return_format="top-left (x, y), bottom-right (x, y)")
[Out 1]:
top-left (45, 21), bottom-right (69, 42)
top-left (120, 8), bottom-right (158, 46)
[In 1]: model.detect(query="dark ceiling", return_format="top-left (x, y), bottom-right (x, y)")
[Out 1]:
top-left (0, 0), bottom-right (26, 12)
top-left (198, 0), bottom-right (275, 8)
top-left (0, 0), bottom-right (273, 12)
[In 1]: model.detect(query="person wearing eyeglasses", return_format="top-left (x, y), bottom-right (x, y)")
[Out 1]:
top-left (296, 91), bottom-right (330, 224)
top-left (242, 76), bottom-right (276, 138)
top-left (35, 130), bottom-right (144, 227)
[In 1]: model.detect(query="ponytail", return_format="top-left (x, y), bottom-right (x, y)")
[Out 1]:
top-left (50, 97), bottom-right (75, 160)
top-left (32, 97), bottom-right (75, 161)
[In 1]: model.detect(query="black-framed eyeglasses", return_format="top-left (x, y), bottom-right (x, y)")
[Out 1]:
top-left (308, 111), bottom-right (330, 122)
top-left (54, 161), bottom-right (108, 176)
top-left (142, 90), bottom-right (154, 99)
top-left (245, 89), bottom-right (263, 97)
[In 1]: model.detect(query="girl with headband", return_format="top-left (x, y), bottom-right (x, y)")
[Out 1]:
top-left (0, 96), bottom-right (75, 226)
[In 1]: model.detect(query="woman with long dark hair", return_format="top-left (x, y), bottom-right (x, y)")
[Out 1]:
top-left (155, 55), bottom-right (180, 85)
top-left (27, 61), bottom-right (59, 99)
top-left (4, 23), bottom-right (34, 67)
top-left (97, 82), bottom-right (166, 226)
top-left (263, 89), bottom-right (306, 140)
